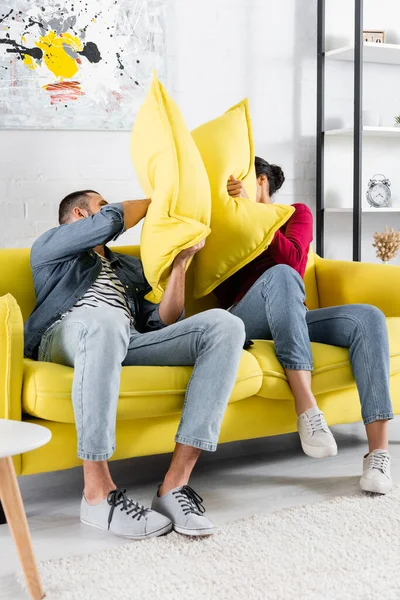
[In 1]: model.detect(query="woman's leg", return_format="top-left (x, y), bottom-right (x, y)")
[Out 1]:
top-left (306, 304), bottom-right (393, 493)
top-left (230, 265), bottom-right (315, 413)
top-left (230, 265), bottom-right (337, 457)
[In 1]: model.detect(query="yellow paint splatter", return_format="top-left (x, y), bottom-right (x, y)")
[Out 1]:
top-left (20, 37), bottom-right (35, 70)
top-left (22, 54), bottom-right (36, 70)
top-left (32, 30), bottom-right (84, 78)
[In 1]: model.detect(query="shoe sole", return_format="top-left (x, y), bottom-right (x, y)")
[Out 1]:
top-left (360, 477), bottom-right (393, 495)
top-left (174, 524), bottom-right (214, 537)
top-left (300, 440), bottom-right (338, 459)
top-left (80, 518), bottom-right (173, 539)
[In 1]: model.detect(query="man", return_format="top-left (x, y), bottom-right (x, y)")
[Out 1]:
top-left (25, 191), bottom-right (246, 539)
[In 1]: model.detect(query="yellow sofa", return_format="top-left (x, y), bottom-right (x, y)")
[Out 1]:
top-left (1, 246), bottom-right (400, 478)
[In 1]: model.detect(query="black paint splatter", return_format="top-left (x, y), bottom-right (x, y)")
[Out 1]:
top-left (23, 16), bottom-right (45, 35)
top-left (116, 52), bottom-right (124, 70)
top-left (0, 38), bottom-right (43, 61)
top-left (0, 9), bottom-right (13, 25)
top-left (78, 41), bottom-right (101, 63)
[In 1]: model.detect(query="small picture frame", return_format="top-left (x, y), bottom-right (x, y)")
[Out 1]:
top-left (363, 30), bottom-right (385, 43)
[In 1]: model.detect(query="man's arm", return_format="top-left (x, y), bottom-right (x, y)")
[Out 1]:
top-left (142, 240), bottom-right (206, 330)
top-left (158, 240), bottom-right (205, 325)
top-left (122, 199), bottom-right (151, 230)
top-left (31, 200), bottom-right (150, 268)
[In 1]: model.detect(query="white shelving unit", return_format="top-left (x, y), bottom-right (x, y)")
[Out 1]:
top-left (325, 207), bottom-right (400, 213)
top-left (325, 126), bottom-right (400, 137)
top-left (326, 42), bottom-right (400, 65)
top-left (322, 41), bottom-right (400, 257)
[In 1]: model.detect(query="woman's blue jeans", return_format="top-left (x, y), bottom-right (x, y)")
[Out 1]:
top-left (230, 265), bottom-right (393, 425)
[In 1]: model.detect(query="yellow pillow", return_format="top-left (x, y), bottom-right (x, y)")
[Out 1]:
top-left (191, 99), bottom-right (295, 298)
top-left (131, 75), bottom-right (211, 303)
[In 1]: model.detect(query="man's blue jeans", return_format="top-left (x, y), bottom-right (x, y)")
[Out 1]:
top-left (38, 307), bottom-right (245, 460)
top-left (230, 265), bottom-right (394, 425)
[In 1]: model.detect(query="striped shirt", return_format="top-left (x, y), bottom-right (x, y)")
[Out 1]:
top-left (69, 254), bottom-right (133, 322)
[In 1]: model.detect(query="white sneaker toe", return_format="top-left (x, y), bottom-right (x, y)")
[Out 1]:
top-left (297, 407), bottom-right (337, 458)
top-left (175, 513), bottom-right (214, 537)
top-left (360, 450), bottom-right (393, 495)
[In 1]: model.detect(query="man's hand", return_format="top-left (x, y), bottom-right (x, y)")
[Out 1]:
top-left (173, 239), bottom-right (206, 267)
top-left (227, 175), bottom-right (248, 199)
top-left (158, 239), bottom-right (206, 326)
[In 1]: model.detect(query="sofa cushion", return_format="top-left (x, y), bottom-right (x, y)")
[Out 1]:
top-left (249, 317), bottom-right (400, 400)
top-left (130, 74), bottom-right (211, 304)
top-left (22, 351), bottom-right (262, 423)
top-left (191, 99), bottom-right (294, 299)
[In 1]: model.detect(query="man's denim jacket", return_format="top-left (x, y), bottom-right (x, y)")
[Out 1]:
top-left (24, 203), bottom-right (168, 359)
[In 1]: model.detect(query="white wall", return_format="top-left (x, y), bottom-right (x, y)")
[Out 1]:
top-left (0, 0), bottom-right (317, 249)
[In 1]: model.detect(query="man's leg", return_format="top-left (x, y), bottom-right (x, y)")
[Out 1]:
top-left (306, 304), bottom-right (393, 493)
top-left (123, 308), bottom-right (246, 535)
top-left (38, 306), bottom-right (172, 538)
top-left (160, 444), bottom-right (201, 496)
top-left (230, 265), bottom-right (337, 458)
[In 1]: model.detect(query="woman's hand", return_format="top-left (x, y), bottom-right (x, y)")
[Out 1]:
top-left (227, 175), bottom-right (248, 199)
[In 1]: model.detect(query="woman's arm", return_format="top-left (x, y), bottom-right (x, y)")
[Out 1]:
top-left (267, 203), bottom-right (313, 270)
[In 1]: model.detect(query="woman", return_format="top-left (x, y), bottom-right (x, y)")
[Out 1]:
top-left (215, 156), bottom-right (393, 494)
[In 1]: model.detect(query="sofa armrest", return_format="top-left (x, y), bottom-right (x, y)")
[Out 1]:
top-left (0, 294), bottom-right (24, 420)
top-left (315, 256), bottom-right (400, 316)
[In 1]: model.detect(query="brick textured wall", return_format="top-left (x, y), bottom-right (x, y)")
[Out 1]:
top-left (0, 0), bottom-right (317, 249)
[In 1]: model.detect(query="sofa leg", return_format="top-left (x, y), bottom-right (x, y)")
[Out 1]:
top-left (0, 500), bottom-right (6, 525)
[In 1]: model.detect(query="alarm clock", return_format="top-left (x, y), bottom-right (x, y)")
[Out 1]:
top-left (366, 174), bottom-right (391, 208)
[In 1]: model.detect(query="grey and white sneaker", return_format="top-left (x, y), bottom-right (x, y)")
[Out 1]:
top-left (360, 450), bottom-right (392, 495)
top-left (297, 406), bottom-right (337, 458)
top-left (152, 485), bottom-right (214, 537)
top-left (80, 488), bottom-right (172, 539)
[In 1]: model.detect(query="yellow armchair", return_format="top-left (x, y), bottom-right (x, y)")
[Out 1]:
top-left (315, 257), bottom-right (400, 317)
top-left (0, 294), bottom-right (24, 475)
top-left (0, 294), bottom-right (24, 422)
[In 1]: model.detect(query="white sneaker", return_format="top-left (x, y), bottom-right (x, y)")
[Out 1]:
top-left (297, 406), bottom-right (338, 458)
top-left (360, 450), bottom-right (392, 495)
top-left (80, 488), bottom-right (172, 539)
top-left (152, 485), bottom-right (214, 537)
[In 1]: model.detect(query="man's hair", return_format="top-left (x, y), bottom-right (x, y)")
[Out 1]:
top-left (58, 190), bottom-right (99, 225)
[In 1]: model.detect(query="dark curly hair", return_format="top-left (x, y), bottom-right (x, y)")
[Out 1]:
top-left (255, 156), bottom-right (285, 197)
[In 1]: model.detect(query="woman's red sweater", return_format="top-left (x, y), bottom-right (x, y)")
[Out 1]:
top-left (214, 203), bottom-right (313, 308)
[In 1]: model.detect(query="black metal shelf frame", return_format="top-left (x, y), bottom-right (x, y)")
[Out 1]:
top-left (316, 0), bottom-right (363, 261)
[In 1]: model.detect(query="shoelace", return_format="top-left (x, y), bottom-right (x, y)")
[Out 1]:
top-left (172, 485), bottom-right (206, 516)
top-left (107, 488), bottom-right (150, 530)
top-left (307, 411), bottom-right (328, 435)
top-left (369, 452), bottom-right (390, 475)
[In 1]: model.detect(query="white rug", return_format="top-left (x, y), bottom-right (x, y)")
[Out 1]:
top-left (19, 488), bottom-right (400, 600)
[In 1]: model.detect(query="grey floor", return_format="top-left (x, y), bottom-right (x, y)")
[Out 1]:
top-left (1, 418), bottom-right (400, 600)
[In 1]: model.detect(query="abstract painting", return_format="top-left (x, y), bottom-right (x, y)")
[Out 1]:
top-left (0, 0), bottom-right (166, 129)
